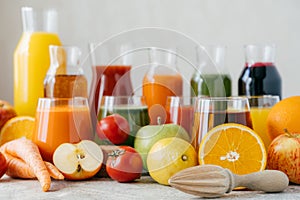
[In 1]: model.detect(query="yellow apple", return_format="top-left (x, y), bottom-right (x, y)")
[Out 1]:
top-left (53, 140), bottom-right (104, 180)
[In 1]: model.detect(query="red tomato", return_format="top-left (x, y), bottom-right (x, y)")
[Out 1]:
top-left (96, 114), bottom-right (130, 145)
top-left (106, 146), bottom-right (143, 182)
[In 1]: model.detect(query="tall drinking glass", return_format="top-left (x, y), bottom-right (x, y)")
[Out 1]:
top-left (97, 96), bottom-right (150, 147)
top-left (247, 95), bottom-right (280, 150)
top-left (193, 97), bottom-right (252, 151)
top-left (32, 97), bottom-right (93, 162)
top-left (165, 96), bottom-right (196, 139)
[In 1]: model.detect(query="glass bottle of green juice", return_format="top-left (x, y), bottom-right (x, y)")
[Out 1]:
top-left (191, 45), bottom-right (232, 97)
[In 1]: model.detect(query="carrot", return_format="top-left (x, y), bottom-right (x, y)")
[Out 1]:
top-left (4, 153), bottom-right (35, 179)
top-left (3, 152), bottom-right (64, 180)
top-left (44, 162), bottom-right (64, 180)
top-left (0, 137), bottom-right (51, 192)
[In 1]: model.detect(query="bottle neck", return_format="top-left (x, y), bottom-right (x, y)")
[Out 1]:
top-left (22, 7), bottom-right (58, 33)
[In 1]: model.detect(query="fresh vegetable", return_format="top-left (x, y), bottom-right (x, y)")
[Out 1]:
top-left (4, 153), bottom-right (63, 180)
top-left (106, 146), bottom-right (143, 182)
top-left (96, 114), bottom-right (130, 145)
top-left (0, 137), bottom-right (51, 191)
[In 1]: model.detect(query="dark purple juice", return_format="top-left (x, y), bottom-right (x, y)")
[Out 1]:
top-left (238, 62), bottom-right (282, 99)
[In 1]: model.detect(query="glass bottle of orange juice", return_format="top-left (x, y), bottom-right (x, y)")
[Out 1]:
top-left (143, 47), bottom-right (183, 124)
top-left (14, 7), bottom-right (62, 116)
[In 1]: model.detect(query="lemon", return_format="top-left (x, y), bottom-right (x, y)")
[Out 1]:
top-left (147, 137), bottom-right (198, 185)
top-left (0, 116), bottom-right (35, 145)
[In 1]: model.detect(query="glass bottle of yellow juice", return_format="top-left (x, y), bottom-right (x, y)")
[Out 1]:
top-left (14, 7), bottom-right (61, 116)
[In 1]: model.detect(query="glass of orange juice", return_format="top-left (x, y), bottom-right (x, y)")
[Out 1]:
top-left (247, 95), bottom-right (280, 150)
top-left (32, 97), bottom-right (94, 162)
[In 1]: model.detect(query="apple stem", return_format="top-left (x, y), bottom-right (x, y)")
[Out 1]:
top-left (0, 103), bottom-right (3, 108)
top-left (284, 128), bottom-right (293, 137)
top-left (157, 116), bottom-right (161, 125)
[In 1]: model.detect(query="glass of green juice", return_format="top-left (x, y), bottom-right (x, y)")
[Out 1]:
top-left (97, 96), bottom-right (150, 147)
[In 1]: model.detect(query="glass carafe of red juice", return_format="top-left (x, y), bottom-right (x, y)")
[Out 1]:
top-left (89, 43), bottom-right (134, 116)
top-left (238, 44), bottom-right (282, 99)
top-left (143, 47), bottom-right (183, 124)
top-left (14, 7), bottom-right (62, 116)
top-left (190, 45), bottom-right (231, 97)
top-left (44, 45), bottom-right (88, 98)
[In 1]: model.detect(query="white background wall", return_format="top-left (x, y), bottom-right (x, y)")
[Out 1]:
top-left (1, 0), bottom-right (300, 104)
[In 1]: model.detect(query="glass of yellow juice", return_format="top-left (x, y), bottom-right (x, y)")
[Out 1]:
top-left (247, 95), bottom-right (280, 150)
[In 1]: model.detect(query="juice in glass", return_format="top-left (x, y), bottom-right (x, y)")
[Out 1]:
top-left (192, 97), bottom-right (252, 151)
top-left (247, 95), bottom-right (280, 149)
top-left (44, 46), bottom-right (88, 98)
top-left (191, 74), bottom-right (231, 97)
top-left (14, 32), bottom-right (61, 116)
top-left (250, 107), bottom-right (272, 148)
top-left (165, 96), bottom-right (195, 138)
top-left (33, 98), bottom-right (93, 162)
top-left (90, 65), bottom-right (133, 114)
top-left (97, 96), bottom-right (150, 147)
top-left (143, 74), bottom-right (183, 108)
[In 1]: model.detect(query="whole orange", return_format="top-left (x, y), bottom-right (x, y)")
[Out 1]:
top-left (267, 96), bottom-right (300, 140)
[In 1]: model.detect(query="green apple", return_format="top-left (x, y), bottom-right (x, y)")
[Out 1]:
top-left (134, 123), bottom-right (190, 171)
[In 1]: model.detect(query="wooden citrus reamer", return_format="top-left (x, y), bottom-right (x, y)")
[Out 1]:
top-left (169, 164), bottom-right (289, 198)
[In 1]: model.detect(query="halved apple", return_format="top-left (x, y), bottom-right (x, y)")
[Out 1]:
top-left (53, 140), bottom-right (104, 180)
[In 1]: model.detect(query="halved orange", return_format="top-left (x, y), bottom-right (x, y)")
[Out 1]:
top-left (0, 116), bottom-right (35, 146)
top-left (198, 123), bottom-right (267, 175)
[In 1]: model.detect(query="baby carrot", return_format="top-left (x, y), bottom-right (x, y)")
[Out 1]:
top-left (0, 137), bottom-right (51, 192)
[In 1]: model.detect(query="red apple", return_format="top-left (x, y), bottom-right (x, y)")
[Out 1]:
top-left (0, 152), bottom-right (8, 179)
top-left (96, 114), bottom-right (130, 145)
top-left (267, 129), bottom-right (300, 184)
top-left (0, 100), bottom-right (17, 131)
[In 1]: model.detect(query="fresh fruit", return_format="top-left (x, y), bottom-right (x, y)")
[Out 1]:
top-left (198, 123), bottom-right (267, 175)
top-left (96, 114), bottom-right (130, 145)
top-left (0, 116), bottom-right (35, 145)
top-left (134, 123), bottom-right (190, 171)
top-left (106, 146), bottom-right (143, 182)
top-left (267, 129), bottom-right (300, 184)
top-left (53, 140), bottom-right (104, 180)
top-left (147, 137), bottom-right (198, 185)
top-left (267, 96), bottom-right (300, 140)
top-left (0, 100), bottom-right (17, 131)
top-left (0, 152), bottom-right (8, 179)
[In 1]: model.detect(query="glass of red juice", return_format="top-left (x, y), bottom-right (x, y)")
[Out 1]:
top-left (165, 96), bottom-right (197, 139)
top-left (192, 97), bottom-right (253, 151)
top-left (88, 43), bottom-right (134, 126)
top-left (238, 44), bottom-right (282, 99)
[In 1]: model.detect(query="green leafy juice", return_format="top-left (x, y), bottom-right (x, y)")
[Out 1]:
top-left (191, 73), bottom-right (232, 97)
top-left (97, 105), bottom-right (150, 147)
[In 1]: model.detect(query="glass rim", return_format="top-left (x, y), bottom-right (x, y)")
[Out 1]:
top-left (195, 96), bottom-right (249, 102)
top-left (243, 44), bottom-right (276, 49)
top-left (242, 95), bottom-right (280, 99)
top-left (38, 97), bottom-right (88, 101)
